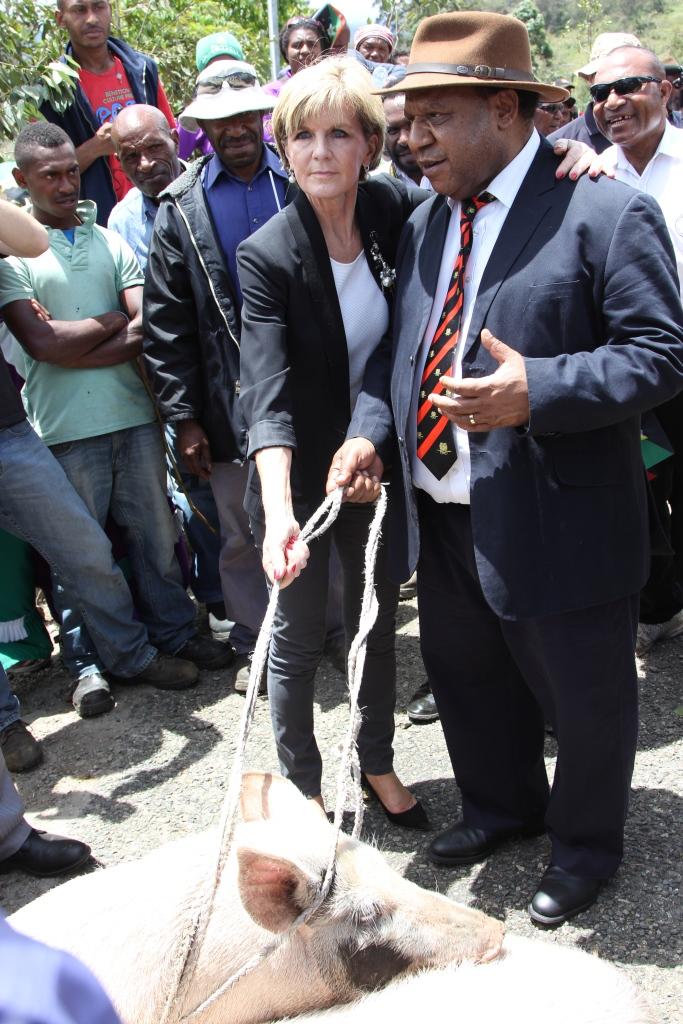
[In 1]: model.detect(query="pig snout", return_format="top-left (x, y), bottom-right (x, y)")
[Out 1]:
top-left (475, 918), bottom-right (505, 964)
top-left (459, 906), bottom-right (505, 965)
top-left (408, 891), bottom-right (505, 969)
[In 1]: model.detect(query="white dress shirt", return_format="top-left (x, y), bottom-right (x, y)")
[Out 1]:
top-left (600, 121), bottom-right (683, 296)
top-left (409, 129), bottom-right (541, 504)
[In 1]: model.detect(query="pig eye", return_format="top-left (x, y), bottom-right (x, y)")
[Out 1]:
top-left (350, 902), bottom-right (383, 927)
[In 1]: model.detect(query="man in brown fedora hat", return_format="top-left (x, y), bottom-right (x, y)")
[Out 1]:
top-left (336, 11), bottom-right (683, 926)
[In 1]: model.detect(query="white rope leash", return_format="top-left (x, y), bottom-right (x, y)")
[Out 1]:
top-left (159, 485), bottom-right (388, 1023)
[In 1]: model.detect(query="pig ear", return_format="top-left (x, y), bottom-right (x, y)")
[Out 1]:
top-left (237, 847), bottom-right (320, 932)
top-left (240, 771), bottom-right (329, 827)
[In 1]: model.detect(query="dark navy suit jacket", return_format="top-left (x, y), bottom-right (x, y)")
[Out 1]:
top-left (388, 140), bottom-right (683, 619)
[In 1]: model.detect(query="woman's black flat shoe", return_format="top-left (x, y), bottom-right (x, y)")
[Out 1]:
top-left (360, 773), bottom-right (433, 831)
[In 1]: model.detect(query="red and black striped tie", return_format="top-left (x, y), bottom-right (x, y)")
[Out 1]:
top-left (416, 191), bottom-right (496, 479)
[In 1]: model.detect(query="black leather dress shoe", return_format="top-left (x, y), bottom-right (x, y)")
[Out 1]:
top-left (406, 682), bottom-right (439, 724)
top-left (529, 864), bottom-right (604, 927)
top-left (429, 820), bottom-right (545, 867)
top-left (0, 828), bottom-right (91, 878)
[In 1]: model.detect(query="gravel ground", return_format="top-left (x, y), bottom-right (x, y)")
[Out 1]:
top-left (1, 598), bottom-right (681, 1023)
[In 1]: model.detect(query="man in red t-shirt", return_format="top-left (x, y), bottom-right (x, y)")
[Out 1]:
top-left (77, 51), bottom-right (174, 200)
top-left (43, 0), bottom-right (175, 222)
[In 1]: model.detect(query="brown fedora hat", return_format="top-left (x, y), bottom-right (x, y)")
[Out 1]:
top-left (379, 12), bottom-right (568, 102)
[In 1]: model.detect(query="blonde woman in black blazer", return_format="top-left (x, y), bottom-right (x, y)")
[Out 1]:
top-left (237, 57), bottom-right (430, 826)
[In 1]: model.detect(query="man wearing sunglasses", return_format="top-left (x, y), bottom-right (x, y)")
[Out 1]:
top-left (590, 48), bottom-right (681, 279)
top-left (593, 46), bottom-right (683, 657)
top-left (549, 31), bottom-right (642, 154)
top-left (533, 101), bottom-right (565, 136)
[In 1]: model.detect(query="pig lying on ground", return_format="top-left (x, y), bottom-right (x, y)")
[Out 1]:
top-left (9, 772), bottom-right (503, 1024)
top-left (290, 934), bottom-right (655, 1024)
top-left (9, 773), bottom-right (652, 1024)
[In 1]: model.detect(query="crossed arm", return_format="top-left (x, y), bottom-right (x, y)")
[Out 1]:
top-left (1, 285), bottom-right (143, 369)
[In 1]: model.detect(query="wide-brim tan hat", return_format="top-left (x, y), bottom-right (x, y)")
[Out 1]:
top-left (179, 65), bottom-right (275, 132)
top-left (378, 12), bottom-right (568, 102)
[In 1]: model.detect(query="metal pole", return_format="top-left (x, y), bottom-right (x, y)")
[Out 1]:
top-left (267, 0), bottom-right (280, 81)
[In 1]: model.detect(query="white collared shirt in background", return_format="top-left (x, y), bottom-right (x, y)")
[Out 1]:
top-left (409, 129), bottom-right (541, 504)
top-left (600, 121), bottom-right (683, 296)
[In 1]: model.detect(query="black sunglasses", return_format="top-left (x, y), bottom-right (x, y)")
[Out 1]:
top-left (538, 102), bottom-right (564, 113)
top-left (589, 75), bottom-right (661, 103)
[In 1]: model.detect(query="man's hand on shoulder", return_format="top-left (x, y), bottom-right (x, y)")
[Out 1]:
top-left (552, 138), bottom-right (616, 181)
top-left (432, 329), bottom-right (530, 431)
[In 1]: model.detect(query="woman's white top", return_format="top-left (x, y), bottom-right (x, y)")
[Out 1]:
top-left (330, 250), bottom-right (389, 410)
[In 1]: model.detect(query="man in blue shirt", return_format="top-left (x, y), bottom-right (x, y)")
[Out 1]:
top-left (177, 62), bottom-right (288, 303)
top-left (108, 104), bottom-right (182, 269)
top-left (200, 139), bottom-right (286, 304)
top-left (143, 69), bottom-right (285, 689)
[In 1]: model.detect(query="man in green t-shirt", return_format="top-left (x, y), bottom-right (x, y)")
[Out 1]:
top-left (0, 123), bottom-right (235, 717)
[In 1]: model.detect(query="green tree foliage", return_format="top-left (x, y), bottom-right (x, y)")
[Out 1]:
top-left (538, 0), bottom-right (666, 36)
top-left (513, 0), bottom-right (553, 75)
top-left (0, 0), bottom-right (300, 145)
top-left (381, 0), bottom-right (553, 73)
top-left (380, 0), bottom-right (683, 81)
top-left (4, 0), bottom-right (683, 147)
top-left (0, 0), bottom-right (80, 141)
top-left (379, 0), bottom-right (469, 49)
top-left (110, 0), bottom-right (299, 112)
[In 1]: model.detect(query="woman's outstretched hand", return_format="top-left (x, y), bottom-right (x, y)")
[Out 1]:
top-left (326, 438), bottom-right (383, 503)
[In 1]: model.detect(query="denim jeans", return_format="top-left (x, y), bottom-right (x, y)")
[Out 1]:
top-left (165, 425), bottom-right (223, 606)
top-left (49, 423), bottom-right (196, 678)
top-left (0, 419), bottom-right (156, 679)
